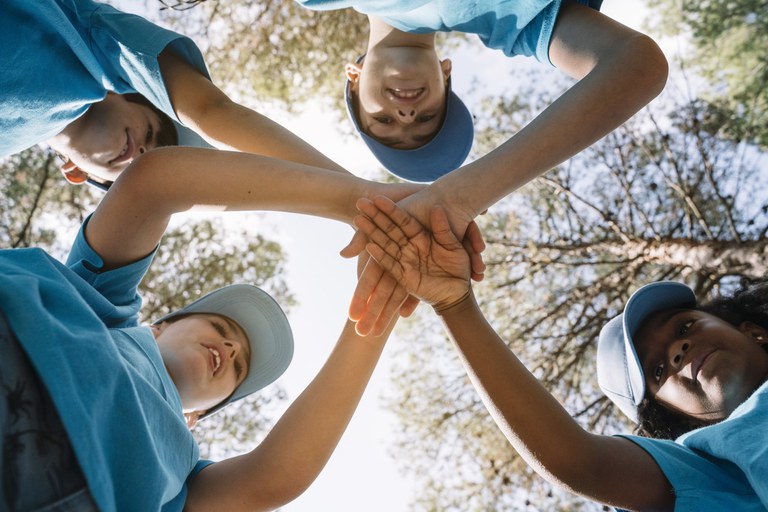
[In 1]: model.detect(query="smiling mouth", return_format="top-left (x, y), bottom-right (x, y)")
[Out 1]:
top-left (109, 130), bottom-right (135, 165)
top-left (206, 346), bottom-right (222, 375)
top-left (387, 88), bottom-right (425, 102)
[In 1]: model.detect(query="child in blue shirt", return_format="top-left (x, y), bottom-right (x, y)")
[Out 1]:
top-left (0, 151), bottom-right (402, 511)
top-left (3, 0), bottom-right (353, 191)
top-left (352, 195), bottom-right (768, 511)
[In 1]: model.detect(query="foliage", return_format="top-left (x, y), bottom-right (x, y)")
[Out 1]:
top-left (385, 64), bottom-right (768, 509)
top-left (151, 0), bottom-right (369, 111)
top-left (647, 0), bottom-right (768, 148)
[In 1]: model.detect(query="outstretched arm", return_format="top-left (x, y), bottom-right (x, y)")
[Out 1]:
top-left (159, 49), bottom-right (349, 174)
top-left (355, 197), bottom-right (674, 511)
top-left (185, 310), bottom-right (396, 511)
top-left (84, 147), bottom-right (415, 269)
top-left (343, 3), bottom-right (668, 330)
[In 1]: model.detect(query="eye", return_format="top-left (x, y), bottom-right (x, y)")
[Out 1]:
top-left (677, 320), bottom-right (694, 336)
top-left (374, 116), bottom-right (393, 124)
top-left (146, 124), bottom-right (154, 145)
top-left (234, 359), bottom-right (244, 380)
top-left (210, 320), bottom-right (227, 337)
top-left (416, 114), bottom-right (435, 123)
top-left (653, 361), bottom-right (665, 382)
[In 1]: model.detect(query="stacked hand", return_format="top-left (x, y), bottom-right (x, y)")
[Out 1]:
top-left (351, 196), bottom-right (473, 318)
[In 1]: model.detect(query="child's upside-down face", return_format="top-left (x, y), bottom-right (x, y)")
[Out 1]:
top-left (634, 308), bottom-right (768, 421)
top-left (348, 49), bottom-right (451, 149)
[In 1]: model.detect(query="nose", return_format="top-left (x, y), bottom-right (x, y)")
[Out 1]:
top-left (397, 108), bottom-right (416, 124)
top-left (223, 340), bottom-right (241, 359)
top-left (138, 145), bottom-right (147, 155)
top-left (668, 340), bottom-right (691, 369)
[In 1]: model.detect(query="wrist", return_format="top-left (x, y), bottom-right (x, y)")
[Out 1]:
top-left (433, 288), bottom-right (473, 315)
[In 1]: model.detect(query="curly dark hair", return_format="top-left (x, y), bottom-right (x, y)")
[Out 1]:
top-left (635, 279), bottom-right (768, 440)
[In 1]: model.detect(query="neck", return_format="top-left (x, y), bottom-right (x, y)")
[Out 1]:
top-left (367, 15), bottom-right (436, 51)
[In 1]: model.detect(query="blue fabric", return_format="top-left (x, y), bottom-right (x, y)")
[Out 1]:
top-left (621, 380), bottom-right (768, 511)
top-left (0, 0), bottom-right (209, 158)
top-left (0, 220), bottom-right (212, 512)
top-left (297, 0), bottom-right (602, 65)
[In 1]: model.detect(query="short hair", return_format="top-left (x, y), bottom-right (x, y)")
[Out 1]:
top-left (123, 93), bottom-right (178, 148)
top-left (635, 279), bottom-right (768, 439)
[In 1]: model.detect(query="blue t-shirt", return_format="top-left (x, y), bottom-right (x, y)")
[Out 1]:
top-left (0, 222), bottom-right (210, 512)
top-left (1, 0), bottom-right (210, 159)
top-left (621, 380), bottom-right (768, 511)
top-left (297, 0), bottom-right (603, 64)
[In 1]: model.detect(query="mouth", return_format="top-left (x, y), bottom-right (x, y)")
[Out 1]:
top-left (205, 346), bottom-right (222, 376)
top-left (109, 130), bottom-right (135, 166)
top-left (691, 349), bottom-right (716, 383)
top-left (386, 87), bottom-right (425, 103)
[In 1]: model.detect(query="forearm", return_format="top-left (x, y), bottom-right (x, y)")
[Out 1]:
top-left (159, 48), bottom-right (349, 174)
top-left (426, 7), bottom-right (668, 217)
top-left (437, 293), bottom-right (672, 508)
top-left (187, 319), bottom-right (393, 511)
top-left (87, 147), bottom-right (370, 268)
top-left (187, 99), bottom-right (349, 174)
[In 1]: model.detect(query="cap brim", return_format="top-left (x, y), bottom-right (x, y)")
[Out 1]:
top-left (155, 284), bottom-right (293, 418)
top-left (346, 76), bottom-right (474, 183)
top-left (597, 281), bottom-right (696, 422)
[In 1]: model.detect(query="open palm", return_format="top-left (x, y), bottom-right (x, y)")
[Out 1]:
top-left (354, 196), bottom-right (471, 309)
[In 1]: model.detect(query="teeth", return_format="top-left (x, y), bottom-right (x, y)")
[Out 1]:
top-left (389, 88), bottom-right (423, 99)
top-left (209, 348), bottom-right (221, 373)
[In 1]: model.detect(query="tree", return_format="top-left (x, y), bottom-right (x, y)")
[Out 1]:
top-left (384, 66), bottom-right (767, 510)
top-left (150, 0), bottom-right (369, 111)
top-left (647, 0), bottom-right (768, 148)
top-left (1, 147), bottom-right (295, 459)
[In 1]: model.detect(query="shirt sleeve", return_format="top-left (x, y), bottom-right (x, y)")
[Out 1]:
top-left (65, 215), bottom-right (157, 327)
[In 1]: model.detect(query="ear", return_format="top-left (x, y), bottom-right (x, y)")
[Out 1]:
top-left (184, 411), bottom-right (202, 429)
top-left (739, 321), bottom-right (767, 344)
top-left (60, 158), bottom-right (88, 185)
top-left (345, 62), bottom-right (363, 90)
top-left (440, 58), bottom-right (452, 84)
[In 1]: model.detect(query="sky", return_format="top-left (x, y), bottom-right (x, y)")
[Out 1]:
top-left (184, 2), bottom-right (663, 511)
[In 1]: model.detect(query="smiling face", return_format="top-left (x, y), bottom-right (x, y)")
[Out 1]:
top-left (347, 49), bottom-right (451, 149)
top-left (153, 313), bottom-right (251, 414)
top-left (48, 93), bottom-right (165, 183)
top-left (634, 309), bottom-right (768, 421)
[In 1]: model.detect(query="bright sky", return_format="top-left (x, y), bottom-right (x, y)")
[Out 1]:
top-left (206, 2), bottom-right (662, 511)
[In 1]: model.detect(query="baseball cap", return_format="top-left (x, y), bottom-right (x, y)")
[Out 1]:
top-left (345, 57), bottom-right (474, 183)
top-left (596, 281), bottom-right (696, 422)
top-left (154, 284), bottom-right (294, 419)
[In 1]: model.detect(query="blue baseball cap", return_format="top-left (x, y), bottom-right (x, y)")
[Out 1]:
top-left (596, 281), bottom-right (696, 422)
top-left (155, 284), bottom-right (294, 419)
top-left (345, 59), bottom-right (474, 183)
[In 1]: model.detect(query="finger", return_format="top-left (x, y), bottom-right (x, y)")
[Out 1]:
top-left (340, 229), bottom-right (367, 258)
top-left (349, 260), bottom-right (384, 321)
top-left (356, 268), bottom-right (398, 335)
top-left (429, 206), bottom-right (463, 249)
top-left (399, 295), bottom-right (420, 317)
top-left (462, 235), bottom-right (486, 282)
top-left (356, 198), bottom-right (411, 248)
top-left (465, 220), bottom-right (486, 254)
top-left (370, 195), bottom-right (426, 239)
top-left (365, 242), bottom-right (405, 282)
top-left (354, 215), bottom-right (405, 262)
top-left (369, 280), bottom-right (409, 336)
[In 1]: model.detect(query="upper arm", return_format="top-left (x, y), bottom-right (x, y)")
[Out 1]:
top-left (548, 2), bottom-right (668, 83)
top-left (575, 434), bottom-right (674, 511)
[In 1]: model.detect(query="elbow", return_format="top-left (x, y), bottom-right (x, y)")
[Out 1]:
top-left (623, 33), bottom-right (669, 101)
